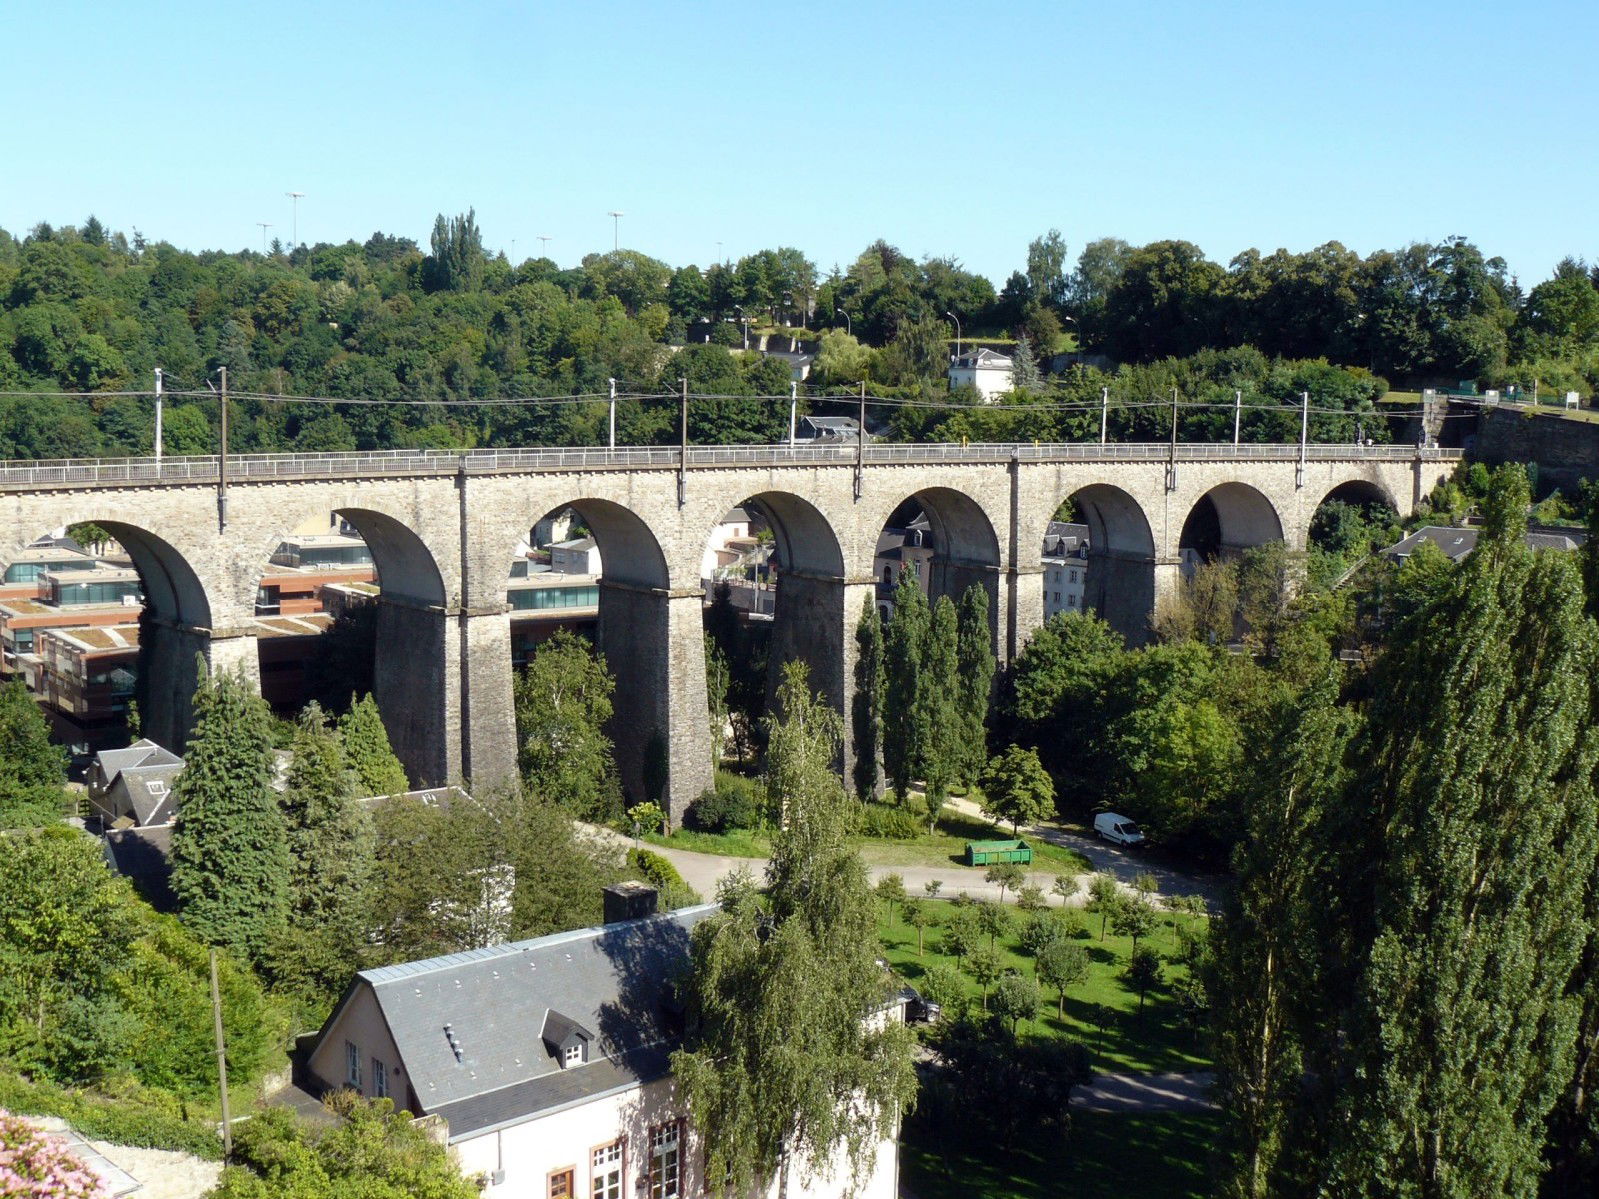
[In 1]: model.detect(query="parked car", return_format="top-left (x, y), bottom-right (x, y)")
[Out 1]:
top-left (1093, 812), bottom-right (1145, 846)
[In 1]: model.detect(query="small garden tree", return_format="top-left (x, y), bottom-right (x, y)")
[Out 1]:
top-left (903, 898), bottom-right (930, 955)
top-left (977, 901), bottom-right (1012, 950)
top-left (1125, 945), bottom-right (1163, 1013)
top-left (875, 873), bottom-right (906, 926)
top-left (967, 944), bottom-right (1004, 1011)
top-left (992, 971), bottom-right (1042, 1035)
top-left (984, 861), bottom-right (1025, 904)
top-left (979, 745), bottom-right (1055, 834)
top-left (1038, 940), bottom-right (1091, 1018)
top-left (1113, 898), bottom-right (1158, 955)
top-left (1086, 874), bottom-right (1123, 941)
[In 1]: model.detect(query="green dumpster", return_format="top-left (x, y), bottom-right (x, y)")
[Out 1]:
top-left (965, 838), bottom-right (1033, 866)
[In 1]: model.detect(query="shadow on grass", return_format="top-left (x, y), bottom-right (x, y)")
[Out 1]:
top-left (902, 1105), bottom-right (1220, 1199)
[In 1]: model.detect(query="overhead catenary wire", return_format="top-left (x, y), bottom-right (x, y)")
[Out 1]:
top-left (0, 386), bottom-right (1475, 421)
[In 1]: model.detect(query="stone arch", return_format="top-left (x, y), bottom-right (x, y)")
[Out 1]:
top-left (879, 484), bottom-right (1003, 651)
top-left (333, 507), bottom-right (446, 606)
top-left (702, 490), bottom-right (850, 739)
top-left (1180, 482), bottom-right (1285, 561)
top-left (1051, 483), bottom-right (1157, 644)
top-left (1, 517), bottom-right (214, 757)
top-left (517, 497), bottom-right (699, 813)
top-left (1316, 477), bottom-right (1399, 514)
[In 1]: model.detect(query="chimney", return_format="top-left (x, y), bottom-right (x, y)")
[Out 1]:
top-left (603, 881), bottom-right (659, 924)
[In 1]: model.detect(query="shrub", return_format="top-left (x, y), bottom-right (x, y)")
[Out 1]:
top-left (0, 1072), bottom-right (222, 1159)
top-left (684, 776), bottom-right (764, 833)
top-left (625, 848), bottom-right (702, 910)
top-left (856, 802), bottom-right (920, 840)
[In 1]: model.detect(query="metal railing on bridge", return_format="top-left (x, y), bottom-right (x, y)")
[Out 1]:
top-left (0, 441), bottom-right (1461, 491)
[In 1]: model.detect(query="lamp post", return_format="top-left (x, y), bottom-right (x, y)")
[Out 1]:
top-left (285, 191), bottom-right (304, 250)
top-left (944, 311), bottom-right (962, 362)
top-left (607, 210), bottom-right (624, 252)
top-left (836, 299), bottom-right (852, 336)
top-left (734, 304), bottom-right (749, 350)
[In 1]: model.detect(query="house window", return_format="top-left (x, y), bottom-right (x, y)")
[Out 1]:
top-left (591, 1141), bottom-right (622, 1199)
top-left (146, 779), bottom-right (167, 797)
top-left (1069, 570), bottom-right (1078, 584)
top-left (372, 1057), bottom-right (387, 1099)
top-left (1068, 595), bottom-right (1078, 607)
top-left (563, 1042), bottom-right (583, 1067)
top-left (345, 1041), bottom-right (361, 1089)
top-left (1053, 592), bottom-right (1061, 604)
top-left (649, 1122), bottom-right (681, 1199)
top-left (881, 566), bottom-right (892, 584)
top-left (547, 1168), bottom-right (574, 1198)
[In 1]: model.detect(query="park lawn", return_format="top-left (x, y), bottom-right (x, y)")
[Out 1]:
top-left (642, 826), bottom-right (771, 858)
top-left (901, 1106), bottom-right (1219, 1199)
top-left (857, 802), bottom-right (1092, 874)
top-left (878, 898), bottom-right (1211, 1075)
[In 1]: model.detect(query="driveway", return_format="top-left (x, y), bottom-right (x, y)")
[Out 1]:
top-left (1073, 1071), bottom-right (1218, 1113)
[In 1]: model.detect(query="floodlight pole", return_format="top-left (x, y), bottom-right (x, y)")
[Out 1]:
top-left (1100, 386), bottom-right (1108, 445)
top-left (1234, 389), bottom-right (1242, 445)
top-left (608, 378), bottom-right (617, 450)
top-left (789, 382), bottom-right (798, 447)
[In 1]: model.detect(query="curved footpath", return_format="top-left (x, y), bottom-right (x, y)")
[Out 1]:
top-left (580, 802), bottom-right (1224, 912)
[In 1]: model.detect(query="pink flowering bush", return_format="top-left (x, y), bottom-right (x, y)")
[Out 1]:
top-left (0, 1111), bottom-right (108, 1198)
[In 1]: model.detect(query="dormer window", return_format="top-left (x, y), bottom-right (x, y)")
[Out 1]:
top-left (541, 1009), bottom-right (594, 1070)
top-left (563, 1043), bottom-right (584, 1067)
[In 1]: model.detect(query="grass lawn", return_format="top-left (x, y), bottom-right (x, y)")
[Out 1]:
top-left (642, 826), bottom-right (771, 858)
top-left (879, 898), bottom-right (1210, 1074)
top-left (901, 1106), bottom-right (1220, 1199)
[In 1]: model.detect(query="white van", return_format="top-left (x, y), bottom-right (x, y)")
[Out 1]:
top-left (1094, 812), bottom-right (1145, 846)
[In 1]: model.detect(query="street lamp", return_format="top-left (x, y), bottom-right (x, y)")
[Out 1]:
top-left (607, 210), bottom-right (624, 252)
top-left (836, 298), bottom-right (851, 336)
top-left (734, 304), bottom-right (749, 350)
top-left (944, 311), bottom-right (962, 362)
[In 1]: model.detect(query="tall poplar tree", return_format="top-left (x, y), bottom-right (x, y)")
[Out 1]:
top-left (882, 571), bottom-right (930, 803)
top-left (1209, 667), bottom-right (1356, 1198)
top-left (954, 584), bottom-right (995, 787)
top-left (169, 662), bottom-right (290, 964)
top-left (852, 596), bottom-right (884, 801)
top-left (1323, 466), bottom-right (1599, 1199)
top-left (674, 662), bottom-right (917, 1197)
top-left (918, 596), bottom-right (961, 822)
top-left (339, 694), bottom-right (409, 797)
top-left (269, 702), bottom-right (374, 1002)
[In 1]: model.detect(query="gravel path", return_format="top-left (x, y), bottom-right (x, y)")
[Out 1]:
top-left (29, 1116), bottom-right (221, 1199)
top-left (1073, 1071), bottom-right (1218, 1113)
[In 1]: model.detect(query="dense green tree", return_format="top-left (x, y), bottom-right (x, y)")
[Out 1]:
top-left (0, 825), bottom-right (274, 1097)
top-left (168, 663), bottom-right (290, 964)
top-left (705, 633), bottom-right (730, 765)
top-left (0, 676), bottom-right (68, 827)
top-left (917, 596), bottom-right (962, 821)
top-left (851, 595), bottom-right (884, 800)
top-left (512, 629), bottom-right (618, 819)
top-left (1323, 466), bottom-right (1599, 1199)
top-left (1099, 240), bottom-right (1227, 362)
top-left (992, 970), bottom-right (1042, 1034)
top-left (978, 745), bottom-right (1055, 834)
top-left (269, 703), bottom-right (373, 1006)
top-left (882, 571), bottom-right (930, 803)
top-left (954, 584), bottom-right (994, 786)
top-left (337, 693), bottom-right (409, 796)
top-left (210, 1093), bottom-right (478, 1199)
top-left (673, 663), bottom-right (917, 1198)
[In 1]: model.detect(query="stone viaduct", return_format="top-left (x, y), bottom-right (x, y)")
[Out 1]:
top-left (0, 442), bottom-right (1459, 818)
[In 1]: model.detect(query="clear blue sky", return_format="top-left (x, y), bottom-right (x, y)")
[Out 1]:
top-left (3, 0), bottom-right (1595, 288)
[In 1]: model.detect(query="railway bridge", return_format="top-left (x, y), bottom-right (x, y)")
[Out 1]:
top-left (0, 441), bottom-right (1458, 814)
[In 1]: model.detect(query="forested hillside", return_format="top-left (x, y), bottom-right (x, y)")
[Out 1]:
top-left (1, 213), bottom-right (1595, 458)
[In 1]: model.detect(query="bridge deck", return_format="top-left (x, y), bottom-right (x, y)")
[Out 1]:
top-left (0, 442), bottom-right (1461, 490)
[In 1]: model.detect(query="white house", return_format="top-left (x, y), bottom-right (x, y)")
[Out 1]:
top-left (947, 347), bottom-right (1014, 402)
top-left (304, 887), bottom-right (905, 1199)
top-left (548, 537), bottom-right (602, 576)
top-left (1041, 521), bottom-right (1090, 621)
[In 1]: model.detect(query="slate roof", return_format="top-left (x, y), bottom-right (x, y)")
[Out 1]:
top-left (1381, 524), bottom-right (1587, 563)
top-left (104, 823), bottom-right (176, 911)
top-left (952, 347), bottom-right (1013, 369)
top-left (1043, 521), bottom-right (1091, 559)
top-left (95, 738), bottom-right (181, 781)
top-left (333, 904), bottom-right (717, 1140)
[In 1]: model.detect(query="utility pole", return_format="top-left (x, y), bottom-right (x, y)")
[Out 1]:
top-left (153, 367), bottom-right (164, 464)
top-left (218, 366), bottom-right (229, 528)
top-left (855, 380), bottom-right (866, 500)
top-left (209, 949), bottom-right (233, 1159)
top-left (1233, 389), bottom-right (1242, 445)
top-left (1099, 385), bottom-right (1108, 445)
top-left (255, 222), bottom-right (272, 253)
top-left (608, 211), bottom-right (624, 252)
top-left (789, 381), bottom-right (798, 447)
top-left (1297, 390), bottom-right (1309, 489)
top-left (1166, 386), bottom-right (1178, 492)
top-left (678, 376), bottom-right (688, 507)
top-left (537, 235), bottom-right (552, 257)
top-left (607, 378), bottom-right (617, 450)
